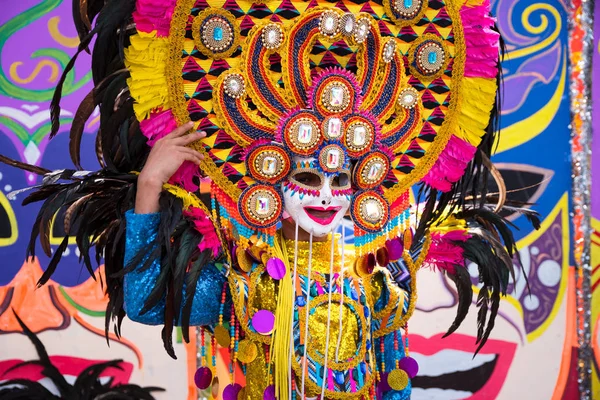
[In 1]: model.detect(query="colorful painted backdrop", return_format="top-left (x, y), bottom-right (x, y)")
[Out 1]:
top-left (0, 0), bottom-right (589, 399)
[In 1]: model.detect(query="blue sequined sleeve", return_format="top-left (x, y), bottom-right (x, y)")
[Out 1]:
top-left (123, 209), bottom-right (225, 326)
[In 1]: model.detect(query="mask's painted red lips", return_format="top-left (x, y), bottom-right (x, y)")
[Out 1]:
top-left (408, 333), bottom-right (517, 400)
top-left (0, 356), bottom-right (134, 387)
top-left (303, 206), bottom-right (341, 225)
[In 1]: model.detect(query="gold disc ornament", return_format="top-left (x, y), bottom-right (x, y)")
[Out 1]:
top-left (214, 325), bottom-right (231, 348)
top-left (237, 339), bottom-right (258, 363)
top-left (211, 377), bottom-right (220, 399)
top-left (388, 368), bottom-right (409, 391)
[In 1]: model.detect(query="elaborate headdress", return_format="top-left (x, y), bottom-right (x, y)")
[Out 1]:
top-left (123, 0), bottom-right (500, 262)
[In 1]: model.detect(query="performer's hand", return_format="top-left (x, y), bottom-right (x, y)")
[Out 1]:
top-left (136, 122), bottom-right (206, 214)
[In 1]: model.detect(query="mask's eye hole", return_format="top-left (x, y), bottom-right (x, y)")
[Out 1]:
top-left (332, 172), bottom-right (350, 188)
top-left (291, 172), bottom-right (323, 187)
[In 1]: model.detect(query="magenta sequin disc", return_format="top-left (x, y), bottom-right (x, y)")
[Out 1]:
top-left (194, 366), bottom-right (213, 389)
top-left (266, 257), bottom-right (286, 280)
top-left (399, 356), bottom-right (419, 378)
top-left (251, 310), bottom-right (275, 335)
top-left (263, 384), bottom-right (276, 400)
top-left (222, 383), bottom-right (242, 400)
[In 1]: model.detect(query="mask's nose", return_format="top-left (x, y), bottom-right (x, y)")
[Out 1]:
top-left (320, 176), bottom-right (334, 206)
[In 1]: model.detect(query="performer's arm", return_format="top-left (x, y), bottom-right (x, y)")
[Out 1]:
top-left (368, 267), bottom-right (412, 339)
top-left (123, 209), bottom-right (225, 326)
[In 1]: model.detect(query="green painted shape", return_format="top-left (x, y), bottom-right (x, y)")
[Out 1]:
top-left (0, 116), bottom-right (29, 142)
top-left (32, 117), bottom-right (73, 144)
top-left (58, 286), bottom-right (106, 318)
top-left (0, 0), bottom-right (92, 100)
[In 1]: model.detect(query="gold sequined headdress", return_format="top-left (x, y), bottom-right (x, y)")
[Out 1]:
top-left (125, 0), bottom-right (500, 260)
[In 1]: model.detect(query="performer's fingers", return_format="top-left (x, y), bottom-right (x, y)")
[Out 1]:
top-left (178, 148), bottom-right (204, 164)
top-left (166, 121), bottom-right (195, 139)
top-left (173, 130), bottom-right (206, 146)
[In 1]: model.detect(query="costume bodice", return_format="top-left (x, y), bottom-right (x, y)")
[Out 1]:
top-left (227, 237), bottom-right (411, 399)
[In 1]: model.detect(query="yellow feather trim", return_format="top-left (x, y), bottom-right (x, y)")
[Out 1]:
top-left (454, 77), bottom-right (497, 146)
top-left (124, 31), bottom-right (171, 121)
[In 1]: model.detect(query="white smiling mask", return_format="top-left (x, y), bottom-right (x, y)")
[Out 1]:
top-left (282, 157), bottom-right (352, 238)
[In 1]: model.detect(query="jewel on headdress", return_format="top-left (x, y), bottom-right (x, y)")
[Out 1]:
top-left (383, 39), bottom-right (397, 63)
top-left (323, 116), bottom-right (343, 139)
top-left (223, 74), bottom-right (246, 98)
top-left (398, 87), bottom-right (419, 109)
top-left (193, 9), bottom-right (239, 59)
top-left (298, 122), bottom-right (314, 144)
top-left (262, 157), bottom-right (277, 174)
top-left (247, 144), bottom-right (291, 183)
top-left (321, 82), bottom-right (350, 113)
top-left (283, 114), bottom-right (323, 155)
top-left (353, 151), bottom-right (390, 189)
top-left (262, 23), bottom-right (283, 50)
top-left (354, 17), bottom-right (370, 44)
top-left (318, 144), bottom-right (346, 173)
top-left (345, 120), bottom-right (374, 156)
top-left (239, 185), bottom-right (282, 228)
top-left (353, 126), bottom-right (367, 146)
top-left (202, 17), bottom-right (233, 51)
top-left (255, 196), bottom-right (270, 215)
top-left (319, 10), bottom-right (340, 37)
top-left (352, 191), bottom-right (389, 232)
top-left (364, 199), bottom-right (382, 221)
top-left (392, 0), bottom-right (423, 18)
top-left (413, 38), bottom-right (446, 77)
top-left (340, 13), bottom-right (356, 36)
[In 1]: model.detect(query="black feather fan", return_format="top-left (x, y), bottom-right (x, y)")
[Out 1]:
top-left (0, 312), bottom-right (164, 399)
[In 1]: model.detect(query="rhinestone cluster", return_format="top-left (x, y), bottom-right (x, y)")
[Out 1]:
top-left (285, 116), bottom-right (322, 154)
top-left (247, 145), bottom-right (290, 184)
top-left (397, 87), bottom-right (419, 109)
top-left (354, 153), bottom-right (390, 189)
top-left (392, 0), bottom-right (423, 19)
top-left (240, 185), bottom-right (282, 228)
top-left (321, 82), bottom-right (351, 113)
top-left (345, 120), bottom-right (374, 156)
top-left (318, 144), bottom-right (347, 173)
top-left (322, 116), bottom-right (344, 140)
top-left (382, 39), bottom-right (397, 63)
top-left (319, 10), bottom-right (340, 36)
top-left (415, 40), bottom-right (446, 76)
top-left (223, 74), bottom-right (246, 98)
top-left (262, 24), bottom-right (283, 50)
